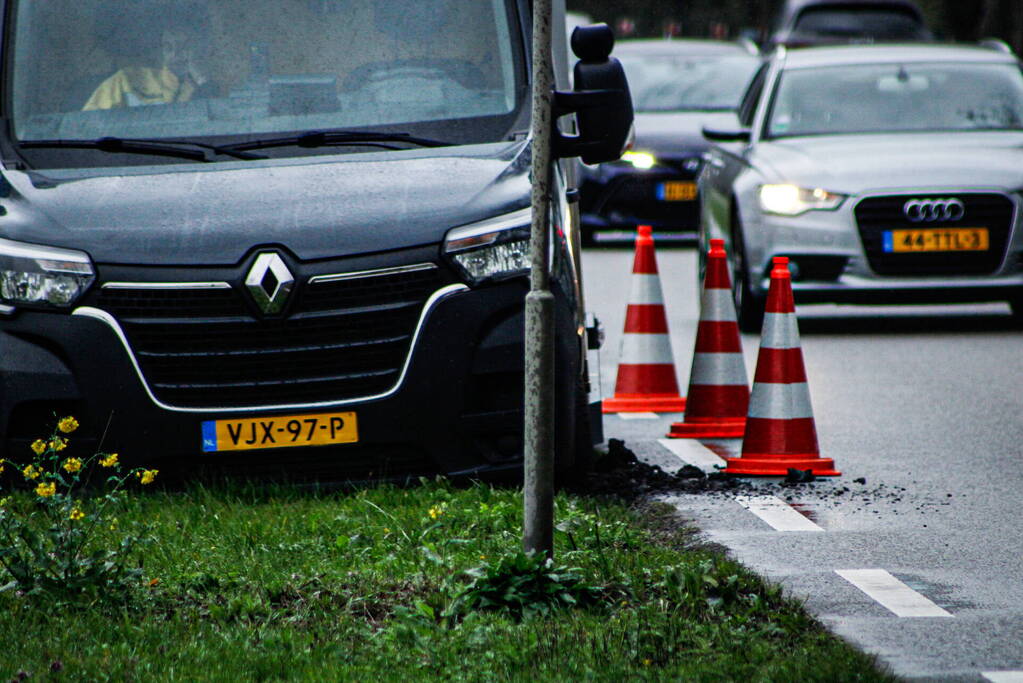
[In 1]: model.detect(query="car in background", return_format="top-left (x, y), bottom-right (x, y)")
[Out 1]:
top-left (578, 39), bottom-right (760, 244)
top-left (699, 43), bottom-right (1023, 331)
top-left (768, 0), bottom-right (933, 49)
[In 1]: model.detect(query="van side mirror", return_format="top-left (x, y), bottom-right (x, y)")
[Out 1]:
top-left (552, 24), bottom-right (634, 165)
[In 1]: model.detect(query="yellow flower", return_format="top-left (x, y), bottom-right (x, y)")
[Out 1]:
top-left (109, 518), bottom-right (119, 531)
top-left (99, 453), bottom-right (119, 468)
top-left (57, 416), bottom-right (79, 433)
top-left (23, 464), bottom-right (40, 480)
top-left (642, 659), bottom-right (652, 667)
top-left (62, 457), bottom-right (83, 473)
top-left (35, 481), bottom-right (56, 498)
top-left (69, 507), bottom-right (85, 521)
top-left (138, 469), bottom-right (158, 485)
top-left (50, 437), bottom-right (68, 452)
top-left (30, 439), bottom-right (47, 455)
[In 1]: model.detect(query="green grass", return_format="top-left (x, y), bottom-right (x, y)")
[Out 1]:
top-left (1, 479), bottom-right (896, 681)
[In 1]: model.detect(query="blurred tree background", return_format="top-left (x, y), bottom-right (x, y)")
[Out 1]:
top-left (567, 0), bottom-right (1023, 53)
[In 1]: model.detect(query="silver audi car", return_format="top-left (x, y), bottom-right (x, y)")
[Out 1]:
top-left (699, 43), bottom-right (1023, 331)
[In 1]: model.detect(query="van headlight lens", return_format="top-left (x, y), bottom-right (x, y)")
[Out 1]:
top-left (443, 208), bottom-right (531, 284)
top-left (0, 238), bottom-right (95, 308)
top-left (758, 184), bottom-right (846, 216)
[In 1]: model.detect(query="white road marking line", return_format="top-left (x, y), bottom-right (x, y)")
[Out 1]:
top-left (982, 672), bottom-right (1023, 683)
top-left (734, 495), bottom-right (824, 532)
top-left (616, 412), bottom-right (659, 420)
top-left (835, 569), bottom-right (953, 618)
top-left (657, 438), bottom-right (726, 471)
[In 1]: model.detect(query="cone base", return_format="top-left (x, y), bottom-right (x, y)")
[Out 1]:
top-left (723, 454), bottom-right (840, 477)
top-left (602, 395), bottom-right (686, 413)
top-left (667, 418), bottom-right (746, 439)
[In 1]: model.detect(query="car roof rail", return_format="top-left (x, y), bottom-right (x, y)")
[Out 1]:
top-left (737, 37), bottom-right (760, 56)
top-left (979, 38), bottom-right (1013, 54)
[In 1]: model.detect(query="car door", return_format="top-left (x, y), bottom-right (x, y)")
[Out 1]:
top-left (700, 62), bottom-right (769, 253)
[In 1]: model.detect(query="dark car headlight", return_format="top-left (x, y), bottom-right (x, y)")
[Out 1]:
top-left (618, 150), bottom-right (657, 170)
top-left (0, 237), bottom-right (95, 309)
top-left (443, 208), bottom-right (531, 285)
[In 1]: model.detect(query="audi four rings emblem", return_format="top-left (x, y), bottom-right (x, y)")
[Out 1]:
top-left (903, 198), bottom-right (966, 223)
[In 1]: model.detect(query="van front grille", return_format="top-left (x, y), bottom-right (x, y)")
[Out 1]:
top-left (97, 265), bottom-right (447, 408)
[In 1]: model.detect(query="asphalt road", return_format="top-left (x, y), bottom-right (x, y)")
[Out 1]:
top-left (583, 245), bottom-right (1023, 682)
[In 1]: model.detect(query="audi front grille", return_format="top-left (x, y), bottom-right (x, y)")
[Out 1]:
top-left (854, 193), bottom-right (1014, 276)
top-left (94, 265), bottom-right (449, 408)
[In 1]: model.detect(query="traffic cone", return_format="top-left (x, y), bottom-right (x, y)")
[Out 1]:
top-left (668, 238), bottom-right (749, 438)
top-left (602, 225), bottom-right (686, 413)
top-left (724, 257), bottom-right (840, 476)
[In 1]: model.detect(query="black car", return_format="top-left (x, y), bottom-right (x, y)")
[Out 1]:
top-left (578, 39), bottom-right (760, 244)
top-left (0, 0), bottom-right (632, 482)
top-left (767, 0), bottom-right (933, 49)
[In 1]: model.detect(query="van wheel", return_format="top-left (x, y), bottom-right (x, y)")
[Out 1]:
top-left (555, 381), bottom-right (595, 487)
top-left (1009, 294), bottom-right (1023, 326)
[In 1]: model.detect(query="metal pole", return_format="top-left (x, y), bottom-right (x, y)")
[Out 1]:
top-left (523, 0), bottom-right (555, 557)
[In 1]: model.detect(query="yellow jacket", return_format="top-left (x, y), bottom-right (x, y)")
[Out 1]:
top-left (83, 66), bottom-right (196, 110)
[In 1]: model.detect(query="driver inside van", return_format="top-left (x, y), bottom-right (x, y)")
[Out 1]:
top-left (83, 17), bottom-right (215, 110)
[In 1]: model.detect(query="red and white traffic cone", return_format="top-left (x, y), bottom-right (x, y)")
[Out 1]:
top-left (724, 257), bottom-right (840, 476)
top-left (668, 238), bottom-right (749, 438)
top-left (602, 225), bottom-right (686, 413)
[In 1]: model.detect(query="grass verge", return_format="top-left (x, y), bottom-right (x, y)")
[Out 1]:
top-left (2, 478), bottom-right (896, 681)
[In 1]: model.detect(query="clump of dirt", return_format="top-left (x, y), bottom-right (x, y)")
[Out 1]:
top-left (575, 438), bottom-right (754, 499)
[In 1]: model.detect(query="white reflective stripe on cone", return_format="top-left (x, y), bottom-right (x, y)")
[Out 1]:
top-left (688, 352), bottom-right (748, 385)
top-left (619, 332), bottom-right (676, 365)
top-left (747, 381), bottom-right (814, 419)
top-left (627, 274), bottom-right (667, 305)
top-left (699, 287), bottom-right (739, 323)
top-left (760, 311), bottom-right (802, 350)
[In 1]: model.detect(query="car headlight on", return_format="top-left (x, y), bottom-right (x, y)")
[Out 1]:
top-left (758, 184), bottom-right (846, 216)
top-left (444, 208), bottom-right (531, 285)
top-left (620, 150), bottom-right (657, 170)
top-left (0, 237), bottom-right (95, 309)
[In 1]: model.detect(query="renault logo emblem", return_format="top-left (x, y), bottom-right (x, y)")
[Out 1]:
top-left (245, 252), bottom-right (294, 314)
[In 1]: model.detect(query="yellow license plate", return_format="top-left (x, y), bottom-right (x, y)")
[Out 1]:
top-left (201, 411), bottom-right (357, 452)
top-left (884, 227), bottom-right (989, 253)
top-left (658, 181), bottom-right (697, 201)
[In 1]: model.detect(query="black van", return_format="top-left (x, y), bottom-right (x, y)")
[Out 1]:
top-left (0, 0), bottom-right (631, 480)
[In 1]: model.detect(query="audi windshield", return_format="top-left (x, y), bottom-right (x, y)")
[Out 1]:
top-left (7, 0), bottom-right (526, 168)
top-left (767, 62), bottom-right (1023, 138)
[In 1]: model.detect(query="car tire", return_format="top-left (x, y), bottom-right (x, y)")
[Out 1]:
top-left (731, 220), bottom-right (765, 334)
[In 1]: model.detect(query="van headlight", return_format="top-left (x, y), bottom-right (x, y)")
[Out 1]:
top-left (0, 238), bottom-right (95, 308)
top-left (758, 184), bottom-right (846, 216)
top-left (443, 208), bottom-right (531, 284)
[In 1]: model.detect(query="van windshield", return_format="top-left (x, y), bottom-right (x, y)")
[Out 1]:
top-left (8, 0), bottom-right (525, 165)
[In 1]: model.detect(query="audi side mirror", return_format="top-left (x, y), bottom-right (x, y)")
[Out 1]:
top-left (702, 126), bottom-right (751, 143)
top-left (552, 24), bottom-right (634, 165)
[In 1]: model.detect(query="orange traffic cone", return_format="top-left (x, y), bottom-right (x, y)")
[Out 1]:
top-left (602, 225), bottom-right (686, 413)
top-left (668, 239), bottom-right (749, 438)
top-left (724, 257), bottom-right (840, 476)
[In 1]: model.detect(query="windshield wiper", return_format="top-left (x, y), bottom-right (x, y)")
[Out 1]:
top-left (19, 137), bottom-right (266, 162)
top-left (220, 130), bottom-right (454, 153)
